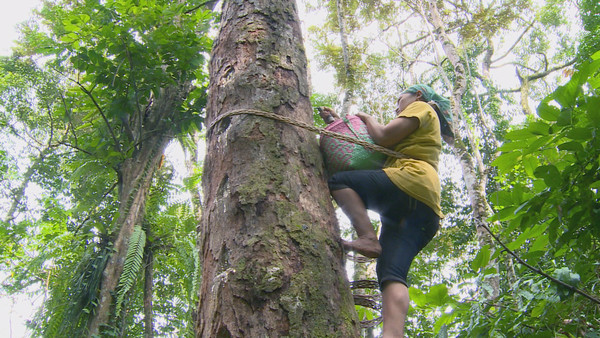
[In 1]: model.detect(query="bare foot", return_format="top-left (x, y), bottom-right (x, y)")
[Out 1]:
top-left (342, 238), bottom-right (381, 258)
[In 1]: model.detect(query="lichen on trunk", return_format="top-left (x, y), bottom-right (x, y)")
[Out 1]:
top-left (197, 0), bottom-right (359, 336)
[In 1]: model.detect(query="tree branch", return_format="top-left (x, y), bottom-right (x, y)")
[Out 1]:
top-left (68, 78), bottom-right (122, 153)
top-left (3, 147), bottom-right (51, 224)
top-left (524, 58), bottom-right (576, 81)
top-left (184, 0), bottom-right (218, 14)
top-left (59, 92), bottom-right (80, 148)
top-left (118, 36), bottom-right (142, 144)
top-left (491, 20), bottom-right (535, 64)
top-left (479, 222), bottom-right (600, 305)
top-left (57, 140), bottom-right (94, 155)
top-left (350, 279), bottom-right (379, 290)
top-left (494, 58), bottom-right (577, 94)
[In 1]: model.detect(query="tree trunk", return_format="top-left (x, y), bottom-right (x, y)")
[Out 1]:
top-left (425, 0), bottom-right (500, 299)
top-left (517, 70), bottom-right (533, 115)
top-left (197, 0), bottom-right (359, 337)
top-left (88, 85), bottom-right (189, 336)
top-left (336, 0), bottom-right (355, 116)
top-left (143, 243), bottom-right (155, 338)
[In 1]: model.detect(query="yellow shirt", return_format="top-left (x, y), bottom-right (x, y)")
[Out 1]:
top-left (382, 101), bottom-right (443, 218)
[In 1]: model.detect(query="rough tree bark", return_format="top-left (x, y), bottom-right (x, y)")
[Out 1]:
top-left (197, 0), bottom-right (359, 337)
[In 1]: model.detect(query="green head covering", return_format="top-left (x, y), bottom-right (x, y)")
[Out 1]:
top-left (402, 84), bottom-right (454, 139)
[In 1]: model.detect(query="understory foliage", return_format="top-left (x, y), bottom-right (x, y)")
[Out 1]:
top-left (407, 51), bottom-right (600, 337)
top-left (485, 52), bottom-right (600, 336)
top-left (1, 0), bottom-right (213, 336)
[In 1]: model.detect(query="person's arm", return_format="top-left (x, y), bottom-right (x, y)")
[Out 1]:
top-left (356, 112), bottom-right (419, 148)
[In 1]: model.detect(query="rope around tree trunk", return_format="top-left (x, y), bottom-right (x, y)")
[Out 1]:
top-left (207, 108), bottom-right (411, 160)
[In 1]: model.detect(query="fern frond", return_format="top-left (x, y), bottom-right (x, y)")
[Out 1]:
top-left (61, 245), bottom-right (110, 335)
top-left (114, 225), bottom-right (146, 316)
top-left (33, 243), bottom-right (110, 337)
top-left (69, 160), bottom-right (108, 183)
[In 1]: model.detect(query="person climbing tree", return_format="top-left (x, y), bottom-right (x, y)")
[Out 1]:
top-left (324, 84), bottom-right (454, 337)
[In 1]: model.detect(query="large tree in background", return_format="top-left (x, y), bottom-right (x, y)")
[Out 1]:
top-left (1, 0), bottom-right (214, 336)
top-left (197, 0), bottom-right (359, 336)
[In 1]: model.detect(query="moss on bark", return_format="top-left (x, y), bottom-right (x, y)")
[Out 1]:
top-left (198, 0), bottom-right (359, 336)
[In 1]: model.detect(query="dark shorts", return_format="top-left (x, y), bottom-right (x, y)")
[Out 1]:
top-left (328, 170), bottom-right (440, 289)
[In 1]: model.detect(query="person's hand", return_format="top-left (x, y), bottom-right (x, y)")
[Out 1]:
top-left (355, 112), bottom-right (371, 122)
top-left (318, 106), bottom-right (339, 124)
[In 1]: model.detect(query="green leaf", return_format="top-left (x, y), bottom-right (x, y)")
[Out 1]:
top-left (70, 161), bottom-right (108, 182)
top-left (489, 206), bottom-right (519, 222)
top-left (527, 121), bottom-right (551, 135)
top-left (491, 151), bottom-right (521, 173)
top-left (557, 141), bottom-right (585, 154)
top-left (534, 165), bottom-right (561, 188)
top-left (505, 232), bottom-right (528, 251)
top-left (522, 155), bottom-right (539, 177)
top-left (507, 220), bottom-right (547, 251)
top-left (426, 284), bottom-right (450, 307)
top-left (488, 190), bottom-right (513, 207)
top-left (566, 127), bottom-right (592, 140)
top-left (498, 139), bottom-right (529, 151)
top-left (589, 71), bottom-right (600, 88)
top-left (530, 299), bottom-right (547, 317)
top-left (529, 234), bottom-right (549, 252)
top-left (527, 222), bottom-right (549, 240)
top-left (434, 312), bottom-right (455, 335)
top-left (552, 79), bottom-right (580, 107)
top-left (59, 33), bottom-right (79, 43)
top-left (115, 226), bottom-right (146, 316)
top-left (537, 102), bottom-right (560, 121)
top-left (436, 323), bottom-right (449, 338)
top-left (556, 108), bottom-right (572, 126)
top-left (409, 287), bottom-right (427, 307)
top-left (553, 267), bottom-right (580, 285)
top-left (471, 245), bottom-right (491, 272)
top-left (524, 135), bottom-right (552, 155)
top-left (588, 97), bottom-right (600, 124)
top-left (504, 129), bottom-right (536, 140)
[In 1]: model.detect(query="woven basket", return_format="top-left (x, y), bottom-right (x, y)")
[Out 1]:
top-left (319, 116), bottom-right (386, 175)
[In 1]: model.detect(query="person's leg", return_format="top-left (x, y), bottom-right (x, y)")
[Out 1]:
top-left (331, 188), bottom-right (381, 258)
top-left (381, 281), bottom-right (409, 337)
top-left (377, 201), bottom-right (440, 337)
top-left (328, 170), bottom-right (407, 258)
